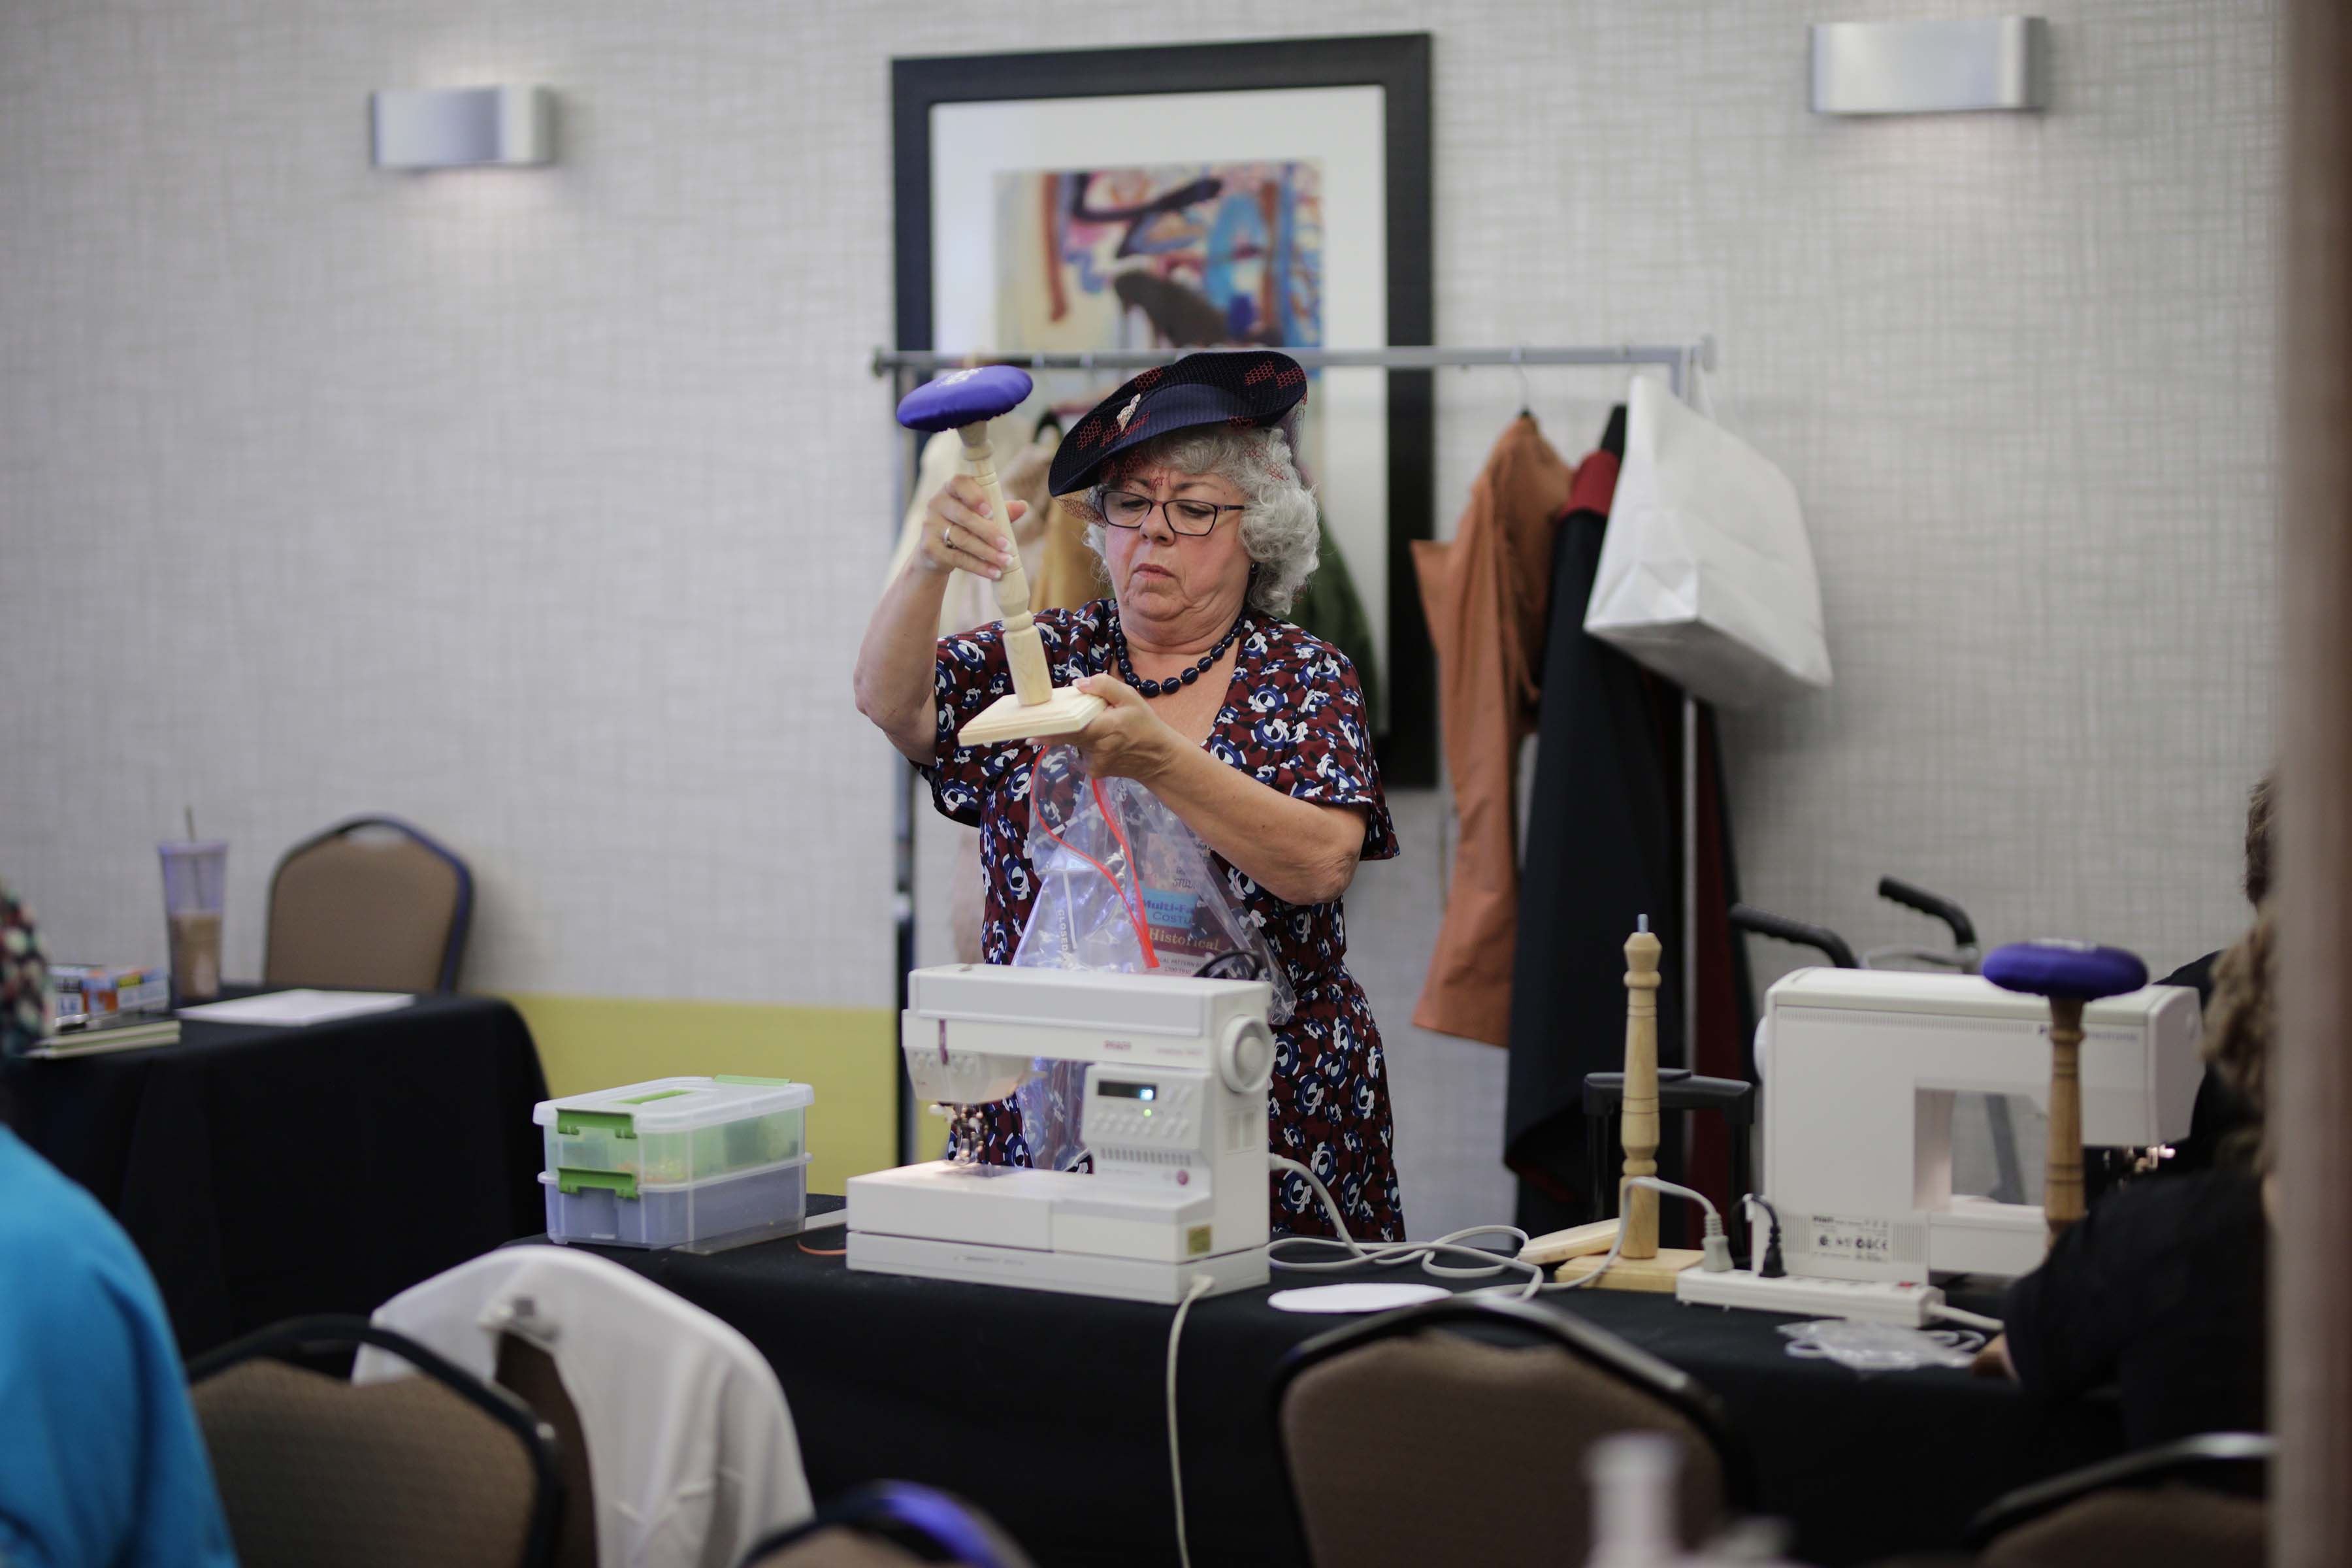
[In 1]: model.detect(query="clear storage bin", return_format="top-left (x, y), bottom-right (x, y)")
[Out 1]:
top-left (536, 1075), bottom-right (813, 1189)
top-left (540, 1154), bottom-right (811, 1250)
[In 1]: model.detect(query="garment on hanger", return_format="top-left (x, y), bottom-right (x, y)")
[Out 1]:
top-left (1503, 407), bottom-right (1756, 1235)
top-left (1409, 416), bottom-right (1575, 1045)
top-left (1288, 513), bottom-right (1382, 721)
top-left (359, 1246), bottom-right (813, 1568)
top-left (1026, 431), bottom-right (1105, 615)
top-left (885, 426), bottom-right (1054, 634)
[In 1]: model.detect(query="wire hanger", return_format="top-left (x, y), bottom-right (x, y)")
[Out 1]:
top-left (1512, 345), bottom-right (1532, 419)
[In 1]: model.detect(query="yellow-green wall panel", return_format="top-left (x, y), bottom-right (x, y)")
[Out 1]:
top-left (505, 993), bottom-right (897, 1196)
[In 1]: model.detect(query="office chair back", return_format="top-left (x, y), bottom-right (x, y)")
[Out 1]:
top-left (1968, 1432), bottom-right (2270, 1568)
top-left (265, 816), bottom-right (472, 992)
top-left (189, 1315), bottom-right (559, 1568)
top-left (1273, 1296), bottom-right (1745, 1567)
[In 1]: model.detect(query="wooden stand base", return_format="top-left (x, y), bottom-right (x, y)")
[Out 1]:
top-left (956, 689), bottom-right (1107, 747)
top-left (1520, 1219), bottom-right (1621, 1267)
top-left (1552, 1248), bottom-right (1705, 1293)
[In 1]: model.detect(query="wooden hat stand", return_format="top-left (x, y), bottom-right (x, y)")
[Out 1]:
top-left (1540, 921), bottom-right (1708, 1292)
top-left (897, 366), bottom-right (1105, 748)
top-left (1981, 939), bottom-right (2150, 1243)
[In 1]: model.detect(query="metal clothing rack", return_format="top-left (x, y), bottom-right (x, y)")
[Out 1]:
top-left (872, 340), bottom-right (1715, 399)
top-left (872, 338), bottom-right (1718, 1077)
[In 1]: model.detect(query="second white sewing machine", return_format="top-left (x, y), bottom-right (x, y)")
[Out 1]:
top-left (845, 964), bottom-right (1277, 1304)
top-left (1761, 967), bottom-right (2204, 1283)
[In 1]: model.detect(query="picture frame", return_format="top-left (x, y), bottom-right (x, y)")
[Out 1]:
top-left (890, 33), bottom-right (1437, 787)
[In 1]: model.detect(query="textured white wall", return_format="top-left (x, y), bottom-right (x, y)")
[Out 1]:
top-left (0, 3), bottom-right (2279, 1227)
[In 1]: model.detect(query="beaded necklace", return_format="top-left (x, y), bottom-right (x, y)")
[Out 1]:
top-left (1111, 611), bottom-right (1250, 698)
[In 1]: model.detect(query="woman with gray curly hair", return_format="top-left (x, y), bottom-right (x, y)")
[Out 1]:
top-left (1077, 422), bottom-right (1322, 616)
top-left (854, 350), bottom-right (1405, 1242)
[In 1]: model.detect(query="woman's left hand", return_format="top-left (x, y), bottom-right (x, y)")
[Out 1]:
top-left (1070, 674), bottom-right (1181, 782)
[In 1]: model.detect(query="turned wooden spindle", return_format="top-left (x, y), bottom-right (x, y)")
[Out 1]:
top-left (956, 421), bottom-right (1054, 708)
top-left (1619, 925), bottom-right (1665, 1261)
top-left (2043, 996), bottom-right (2087, 1239)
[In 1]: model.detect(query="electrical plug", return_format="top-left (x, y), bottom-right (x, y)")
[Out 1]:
top-left (1701, 1213), bottom-right (1733, 1273)
top-left (1744, 1194), bottom-right (1788, 1278)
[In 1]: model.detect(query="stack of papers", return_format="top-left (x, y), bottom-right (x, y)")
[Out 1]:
top-left (179, 990), bottom-right (417, 1027)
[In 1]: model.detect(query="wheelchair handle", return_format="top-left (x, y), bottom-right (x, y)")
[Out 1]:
top-left (1876, 877), bottom-right (1978, 949)
top-left (1729, 904), bottom-right (1858, 970)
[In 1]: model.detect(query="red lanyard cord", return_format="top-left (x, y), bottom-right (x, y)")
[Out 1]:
top-left (1031, 766), bottom-right (1158, 969)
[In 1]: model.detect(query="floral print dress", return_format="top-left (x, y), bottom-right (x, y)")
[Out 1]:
top-left (923, 598), bottom-right (1405, 1242)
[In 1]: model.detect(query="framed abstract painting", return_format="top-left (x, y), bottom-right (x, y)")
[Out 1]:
top-left (890, 34), bottom-right (1437, 786)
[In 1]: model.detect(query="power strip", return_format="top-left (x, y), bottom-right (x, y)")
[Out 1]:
top-left (1674, 1269), bottom-right (1948, 1325)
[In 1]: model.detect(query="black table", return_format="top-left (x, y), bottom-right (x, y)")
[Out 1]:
top-left (559, 1220), bottom-right (2119, 1567)
top-left (7, 991), bottom-right (547, 1357)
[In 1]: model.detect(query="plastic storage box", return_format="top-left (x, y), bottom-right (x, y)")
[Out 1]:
top-left (539, 1076), bottom-right (811, 1186)
top-left (535, 1076), bottom-right (815, 1250)
top-left (540, 1155), bottom-right (809, 1250)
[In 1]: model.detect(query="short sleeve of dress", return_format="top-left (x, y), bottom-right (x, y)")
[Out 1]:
top-left (1250, 638), bottom-right (1399, 862)
top-left (919, 607), bottom-right (1085, 828)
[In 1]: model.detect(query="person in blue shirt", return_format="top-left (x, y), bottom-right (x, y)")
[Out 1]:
top-left (0, 883), bottom-right (239, 1567)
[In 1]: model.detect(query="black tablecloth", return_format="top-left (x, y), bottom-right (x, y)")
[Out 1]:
top-left (7, 992), bottom-right (547, 1357)
top-left (554, 1221), bottom-right (2118, 1567)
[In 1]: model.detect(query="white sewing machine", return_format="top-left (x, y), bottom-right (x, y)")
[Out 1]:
top-left (1760, 968), bottom-right (2203, 1282)
top-left (845, 964), bottom-right (1277, 1304)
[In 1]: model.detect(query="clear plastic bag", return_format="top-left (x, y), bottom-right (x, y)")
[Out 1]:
top-left (1009, 745), bottom-right (1294, 1168)
top-left (1013, 744), bottom-right (1295, 1022)
top-left (1776, 1319), bottom-right (1984, 1373)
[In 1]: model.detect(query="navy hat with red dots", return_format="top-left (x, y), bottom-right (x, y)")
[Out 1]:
top-left (1047, 350), bottom-right (1309, 497)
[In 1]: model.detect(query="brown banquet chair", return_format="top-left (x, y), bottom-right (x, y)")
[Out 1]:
top-left (1963, 1432), bottom-right (2270, 1568)
top-left (188, 1315), bottom-right (561, 1568)
top-left (264, 815), bottom-right (473, 992)
top-left (1271, 1295), bottom-right (1750, 1567)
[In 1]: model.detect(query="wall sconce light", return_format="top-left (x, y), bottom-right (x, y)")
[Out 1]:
top-left (1810, 18), bottom-right (2049, 115)
top-left (370, 85), bottom-right (555, 169)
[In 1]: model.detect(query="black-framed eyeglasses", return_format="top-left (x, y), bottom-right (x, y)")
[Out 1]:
top-left (1097, 489), bottom-right (1245, 536)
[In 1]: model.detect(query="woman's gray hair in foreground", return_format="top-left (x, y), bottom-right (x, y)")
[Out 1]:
top-left (1085, 423), bottom-right (1320, 616)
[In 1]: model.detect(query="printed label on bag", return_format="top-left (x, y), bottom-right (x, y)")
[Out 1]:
top-left (1141, 887), bottom-right (1199, 948)
top-left (1799, 1215), bottom-right (1894, 1264)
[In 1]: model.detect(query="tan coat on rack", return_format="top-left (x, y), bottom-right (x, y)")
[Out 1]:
top-left (1411, 416), bottom-right (1574, 1045)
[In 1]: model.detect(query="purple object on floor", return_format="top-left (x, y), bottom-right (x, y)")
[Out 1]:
top-left (896, 365), bottom-right (1035, 432)
top-left (1982, 941), bottom-right (2148, 1000)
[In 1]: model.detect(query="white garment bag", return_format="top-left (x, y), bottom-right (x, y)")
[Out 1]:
top-left (1583, 376), bottom-right (1831, 707)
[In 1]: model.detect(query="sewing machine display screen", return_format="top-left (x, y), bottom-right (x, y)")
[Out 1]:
top-left (1100, 1081), bottom-right (1156, 1101)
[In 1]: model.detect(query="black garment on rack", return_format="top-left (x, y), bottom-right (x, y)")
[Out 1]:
top-left (1503, 406), bottom-right (1756, 1237)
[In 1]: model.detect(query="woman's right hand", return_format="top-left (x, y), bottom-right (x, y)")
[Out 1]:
top-left (919, 476), bottom-right (1023, 580)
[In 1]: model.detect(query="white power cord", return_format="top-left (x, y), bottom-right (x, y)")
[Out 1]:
top-left (1928, 1303), bottom-right (2004, 1334)
top-left (1265, 1153), bottom-right (1548, 1299)
top-left (1166, 1273), bottom-right (1214, 1568)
